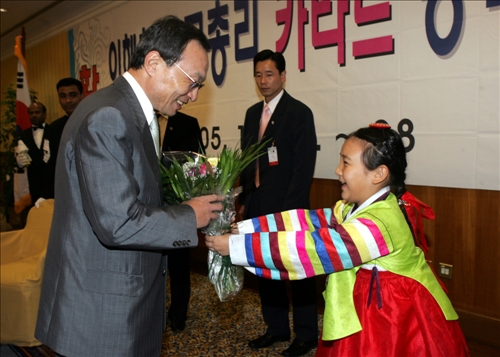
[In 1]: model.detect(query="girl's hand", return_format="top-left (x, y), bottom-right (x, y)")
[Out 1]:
top-left (230, 222), bottom-right (239, 234)
top-left (205, 234), bottom-right (231, 256)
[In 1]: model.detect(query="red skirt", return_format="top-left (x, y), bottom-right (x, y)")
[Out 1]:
top-left (316, 269), bottom-right (469, 357)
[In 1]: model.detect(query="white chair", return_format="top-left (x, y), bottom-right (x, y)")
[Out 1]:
top-left (1, 199), bottom-right (54, 346)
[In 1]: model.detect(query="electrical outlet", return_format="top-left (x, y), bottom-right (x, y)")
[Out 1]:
top-left (438, 263), bottom-right (453, 279)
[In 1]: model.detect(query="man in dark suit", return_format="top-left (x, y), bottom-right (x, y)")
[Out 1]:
top-left (38, 78), bottom-right (84, 203)
top-left (158, 110), bottom-right (203, 332)
top-left (16, 102), bottom-right (50, 206)
top-left (35, 16), bottom-right (222, 357)
top-left (239, 50), bottom-right (318, 357)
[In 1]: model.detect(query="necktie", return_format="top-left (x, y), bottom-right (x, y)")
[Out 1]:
top-left (32, 125), bottom-right (43, 131)
top-left (258, 104), bottom-right (271, 141)
top-left (149, 114), bottom-right (161, 158)
top-left (255, 104), bottom-right (270, 187)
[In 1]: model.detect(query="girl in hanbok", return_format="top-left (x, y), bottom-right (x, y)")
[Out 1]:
top-left (206, 123), bottom-right (469, 357)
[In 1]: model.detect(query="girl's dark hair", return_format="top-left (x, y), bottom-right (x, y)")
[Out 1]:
top-left (348, 125), bottom-right (407, 198)
top-left (130, 15), bottom-right (211, 70)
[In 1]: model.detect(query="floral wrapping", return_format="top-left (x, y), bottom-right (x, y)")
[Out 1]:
top-left (203, 187), bottom-right (244, 302)
top-left (160, 142), bottom-right (268, 301)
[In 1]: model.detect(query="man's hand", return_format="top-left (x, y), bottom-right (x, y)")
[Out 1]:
top-left (183, 194), bottom-right (223, 228)
top-left (35, 197), bottom-right (46, 208)
top-left (16, 153), bottom-right (29, 168)
top-left (205, 234), bottom-right (231, 256)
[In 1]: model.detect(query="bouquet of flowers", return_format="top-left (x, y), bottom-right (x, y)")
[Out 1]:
top-left (160, 141), bottom-right (268, 301)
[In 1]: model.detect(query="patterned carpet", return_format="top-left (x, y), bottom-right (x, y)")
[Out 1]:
top-left (161, 272), bottom-right (321, 356)
top-left (4, 272), bottom-right (321, 357)
top-left (4, 272), bottom-right (499, 356)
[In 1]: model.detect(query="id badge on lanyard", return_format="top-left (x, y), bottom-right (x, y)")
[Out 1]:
top-left (268, 142), bottom-right (278, 166)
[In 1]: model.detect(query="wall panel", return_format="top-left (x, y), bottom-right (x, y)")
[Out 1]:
top-left (0, 32), bottom-right (71, 125)
top-left (25, 32), bottom-right (71, 123)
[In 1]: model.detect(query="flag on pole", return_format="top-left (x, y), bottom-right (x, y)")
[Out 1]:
top-left (13, 30), bottom-right (32, 214)
top-left (14, 35), bottom-right (32, 132)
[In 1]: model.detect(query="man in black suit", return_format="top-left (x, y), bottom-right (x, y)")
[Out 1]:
top-left (16, 102), bottom-right (50, 207)
top-left (37, 78), bottom-right (84, 204)
top-left (158, 110), bottom-right (203, 333)
top-left (239, 50), bottom-right (318, 357)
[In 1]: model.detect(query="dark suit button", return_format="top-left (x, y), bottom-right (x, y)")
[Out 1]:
top-left (173, 241), bottom-right (178, 247)
top-left (162, 269), bottom-right (166, 275)
top-left (187, 240), bottom-right (191, 245)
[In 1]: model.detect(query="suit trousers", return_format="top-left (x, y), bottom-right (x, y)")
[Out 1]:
top-left (247, 187), bottom-right (318, 342)
top-left (166, 247), bottom-right (191, 323)
top-left (258, 277), bottom-right (318, 341)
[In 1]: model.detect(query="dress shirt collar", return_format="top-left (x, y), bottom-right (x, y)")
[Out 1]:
top-left (263, 89), bottom-right (284, 115)
top-left (122, 71), bottom-right (155, 125)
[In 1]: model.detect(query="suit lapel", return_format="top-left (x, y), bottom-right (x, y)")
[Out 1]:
top-left (114, 76), bottom-right (161, 185)
top-left (114, 76), bottom-right (149, 133)
top-left (142, 121), bottom-right (163, 193)
top-left (261, 90), bottom-right (289, 141)
top-left (163, 116), bottom-right (176, 150)
top-left (24, 129), bottom-right (40, 151)
top-left (42, 126), bottom-right (49, 141)
top-left (250, 104), bottom-right (264, 145)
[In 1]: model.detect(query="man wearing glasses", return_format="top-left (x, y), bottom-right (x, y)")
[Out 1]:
top-left (35, 16), bottom-right (223, 357)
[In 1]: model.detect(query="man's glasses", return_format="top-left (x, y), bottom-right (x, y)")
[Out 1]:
top-left (174, 62), bottom-right (204, 91)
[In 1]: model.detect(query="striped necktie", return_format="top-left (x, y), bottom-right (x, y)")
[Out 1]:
top-left (255, 104), bottom-right (271, 187)
top-left (149, 114), bottom-right (161, 158)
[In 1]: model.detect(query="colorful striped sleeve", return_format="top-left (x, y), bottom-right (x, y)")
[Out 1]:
top-left (229, 207), bottom-right (393, 280)
top-left (237, 208), bottom-right (333, 234)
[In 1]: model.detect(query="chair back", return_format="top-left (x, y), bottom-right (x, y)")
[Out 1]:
top-left (0, 199), bottom-right (54, 264)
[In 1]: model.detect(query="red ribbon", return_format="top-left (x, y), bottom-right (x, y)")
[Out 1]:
top-left (400, 192), bottom-right (448, 293)
top-left (400, 191), bottom-right (435, 256)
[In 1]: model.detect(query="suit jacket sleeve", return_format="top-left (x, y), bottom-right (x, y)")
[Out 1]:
top-left (281, 99), bottom-right (316, 211)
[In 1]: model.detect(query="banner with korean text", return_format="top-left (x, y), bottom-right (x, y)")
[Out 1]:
top-left (69, 0), bottom-right (500, 191)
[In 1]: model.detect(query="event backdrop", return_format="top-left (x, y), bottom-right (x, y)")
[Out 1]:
top-left (68, 0), bottom-right (500, 190)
